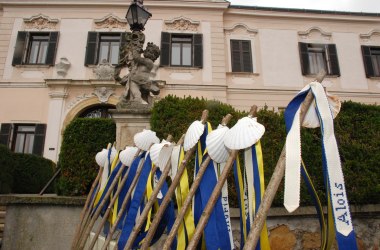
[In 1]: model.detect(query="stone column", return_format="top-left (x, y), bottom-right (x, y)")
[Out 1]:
top-left (109, 108), bottom-right (151, 150)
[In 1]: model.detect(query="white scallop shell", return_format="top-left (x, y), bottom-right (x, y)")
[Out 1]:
top-left (134, 129), bottom-right (160, 151)
top-left (224, 117), bottom-right (265, 150)
top-left (119, 146), bottom-right (139, 167)
top-left (206, 126), bottom-right (230, 163)
top-left (302, 92), bottom-right (341, 128)
top-left (158, 144), bottom-right (174, 172)
top-left (95, 149), bottom-right (108, 167)
top-left (170, 145), bottom-right (182, 179)
top-left (150, 140), bottom-right (171, 166)
top-left (184, 120), bottom-right (205, 151)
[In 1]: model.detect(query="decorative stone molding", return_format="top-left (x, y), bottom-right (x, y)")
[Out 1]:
top-left (298, 27), bottom-right (332, 40)
top-left (164, 16), bottom-right (200, 32)
top-left (224, 23), bottom-right (258, 36)
top-left (24, 14), bottom-right (59, 30)
top-left (94, 14), bottom-right (128, 31)
top-left (56, 57), bottom-right (71, 79)
top-left (360, 29), bottom-right (380, 42)
top-left (92, 60), bottom-right (115, 80)
top-left (66, 93), bottom-right (94, 110)
top-left (94, 87), bottom-right (114, 103)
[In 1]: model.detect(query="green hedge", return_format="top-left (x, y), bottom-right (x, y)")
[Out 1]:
top-left (56, 118), bottom-right (116, 196)
top-left (151, 96), bottom-right (380, 206)
top-left (0, 145), bottom-right (55, 194)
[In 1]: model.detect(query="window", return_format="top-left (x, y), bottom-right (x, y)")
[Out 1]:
top-left (230, 40), bottom-right (253, 72)
top-left (0, 124), bottom-right (46, 156)
top-left (84, 32), bottom-right (127, 66)
top-left (361, 46), bottom-right (380, 78)
top-left (299, 42), bottom-right (340, 76)
top-left (160, 32), bottom-right (203, 68)
top-left (12, 32), bottom-right (59, 66)
top-left (78, 104), bottom-right (115, 118)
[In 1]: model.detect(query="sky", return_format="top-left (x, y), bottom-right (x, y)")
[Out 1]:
top-left (228, 0), bottom-right (380, 13)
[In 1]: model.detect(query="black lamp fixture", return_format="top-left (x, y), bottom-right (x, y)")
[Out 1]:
top-left (126, 0), bottom-right (152, 31)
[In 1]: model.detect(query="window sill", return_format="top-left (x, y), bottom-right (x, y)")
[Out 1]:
top-left (160, 66), bottom-right (201, 71)
top-left (14, 64), bottom-right (52, 69)
top-left (368, 76), bottom-right (380, 80)
top-left (227, 72), bottom-right (259, 76)
top-left (304, 74), bottom-right (339, 78)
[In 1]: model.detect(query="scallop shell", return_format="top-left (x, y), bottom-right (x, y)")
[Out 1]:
top-left (95, 149), bottom-right (108, 167)
top-left (119, 146), bottom-right (139, 167)
top-left (224, 117), bottom-right (265, 150)
top-left (184, 120), bottom-right (205, 151)
top-left (170, 145), bottom-right (182, 179)
top-left (302, 92), bottom-right (341, 128)
top-left (134, 129), bottom-right (160, 151)
top-left (158, 144), bottom-right (174, 172)
top-left (206, 125), bottom-right (230, 163)
top-left (150, 140), bottom-right (171, 166)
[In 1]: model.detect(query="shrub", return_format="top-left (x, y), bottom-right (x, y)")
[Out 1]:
top-left (0, 145), bottom-right (14, 194)
top-left (56, 118), bottom-right (116, 196)
top-left (152, 96), bottom-right (380, 206)
top-left (12, 153), bottom-right (55, 194)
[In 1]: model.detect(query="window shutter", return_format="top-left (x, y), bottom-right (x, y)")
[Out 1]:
top-left (45, 32), bottom-right (59, 66)
top-left (299, 42), bottom-right (310, 75)
top-left (32, 124), bottom-right (46, 156)
top-left (328, 44), bottom-right (340, 76)
top-left (119, 32), bottom-right (128, 64)
top-left (231, 40), bottom-right (241, 72)
top-left (193, 34), bottom-right (203, 68)
top-left (361, 46), bottom-right (374, 78)
top-left (0, 123), bottom-right (12, 147)
top-left (12, 32), bottom-right (28, 66)
top-left (241, 40), bottom-right (253, 72)
top-left (85, 32), bottom-right (99, 66)
top-left (160, 32), bottom-right (170, 66)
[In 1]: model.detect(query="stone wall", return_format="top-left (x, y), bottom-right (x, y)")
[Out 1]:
top-left (0, 195), bottom-right (379, 250)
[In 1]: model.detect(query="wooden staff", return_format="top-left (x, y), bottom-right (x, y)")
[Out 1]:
top-left (71, 143), bottom-right (111, 250)
top-left (76, 159), bottom-right (127, 250)
top-left (186, 106), bottom-right (257, 250)
top-left (243, 71), bottom-right (326, 250)
top-left (138, 110), bottom-right (209, 250)
top-left (162, 114), bottom-right (233, 250)
top-left (86, 147), bottom-right (143, 250)
top-left (123, 135), bottom-right (182, 249)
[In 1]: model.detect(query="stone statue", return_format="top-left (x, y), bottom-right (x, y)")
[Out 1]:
top-left (114, 31), bottom-right (161, 110)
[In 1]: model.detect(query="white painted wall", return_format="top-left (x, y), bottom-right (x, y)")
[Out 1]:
top-left (259, 29), bottom-right (304, 88)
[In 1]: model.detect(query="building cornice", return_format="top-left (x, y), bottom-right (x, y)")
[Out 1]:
top-left (0, 0), bottom-right (230, 10)
top-left (226, 7), bottom-right (380, 22)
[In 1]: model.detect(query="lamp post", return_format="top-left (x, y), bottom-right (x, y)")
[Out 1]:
top-left (125, 0), bottom-right (152, 31)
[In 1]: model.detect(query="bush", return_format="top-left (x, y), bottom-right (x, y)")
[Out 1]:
top-left (0, 145), bottom-right (15, 194)
top-left (12, 153), bottom-right (55, 194)
top-left (56, 118), bottom-right (116, 196)
top-left (152, 96), bottom-right (380, 206)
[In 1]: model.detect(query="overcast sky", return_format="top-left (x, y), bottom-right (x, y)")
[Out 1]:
top-left (228, 0), bottom-right (380, 13)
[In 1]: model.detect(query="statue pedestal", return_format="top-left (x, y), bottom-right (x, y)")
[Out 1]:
top-left (109, 108), bottom-right (151, 150)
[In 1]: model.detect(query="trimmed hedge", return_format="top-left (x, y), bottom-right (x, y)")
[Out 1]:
top-left (56, 118), bottom-right (116, 196)
top-left (0, 145), bottom-right (55, 194)
top-left (0, 145), bottom-right (14, 194)
top-left (151, 96), bottom-right (380, 206)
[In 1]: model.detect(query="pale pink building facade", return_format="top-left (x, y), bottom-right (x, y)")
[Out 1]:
top-left (0, 0), bottom-right (379, 162)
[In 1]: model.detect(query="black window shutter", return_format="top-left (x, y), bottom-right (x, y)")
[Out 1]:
top-left (299, 42), bottom-right (310, 75)
top-left (32, 124), bottom-right (46, 156)
top-left (160, 32), bottom-right (170, 66)
top-left (12, 32), bottom-right (28, 66)
top-left (193, 34), bottom-right (203, 68)
top-left (231, 40), bottom-right (241, 72)
top-left (85, 32), bottom-right (99, 66)
top-left (0, 123), bottom-right (12, 147)
top-left (119, 32), bottom-right (128, 63)
top-left (328, 44), bottom-right (340, 76)
top-left (241, 40), bottom-right (253, 72)
top-left (45, 32), bottom-right (59, 66)
top-left (361, 46), bottom-right (374, 78)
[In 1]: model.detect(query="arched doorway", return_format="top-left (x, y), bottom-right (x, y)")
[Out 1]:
top-left (78, 104), bottom-right (115, 118)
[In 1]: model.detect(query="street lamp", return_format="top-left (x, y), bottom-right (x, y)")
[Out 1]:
top-left (126, 0), bottom-right (152, 31)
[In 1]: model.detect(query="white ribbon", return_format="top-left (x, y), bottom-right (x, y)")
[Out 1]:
top-left (284, 82), bottom-right (353, 236)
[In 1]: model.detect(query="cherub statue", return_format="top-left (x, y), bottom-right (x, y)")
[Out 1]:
top-left (114, 32), bottom-right (161, 108)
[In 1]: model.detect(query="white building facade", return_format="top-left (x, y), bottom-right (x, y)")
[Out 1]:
top-left (0, 0), bottom-right (379, 162)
